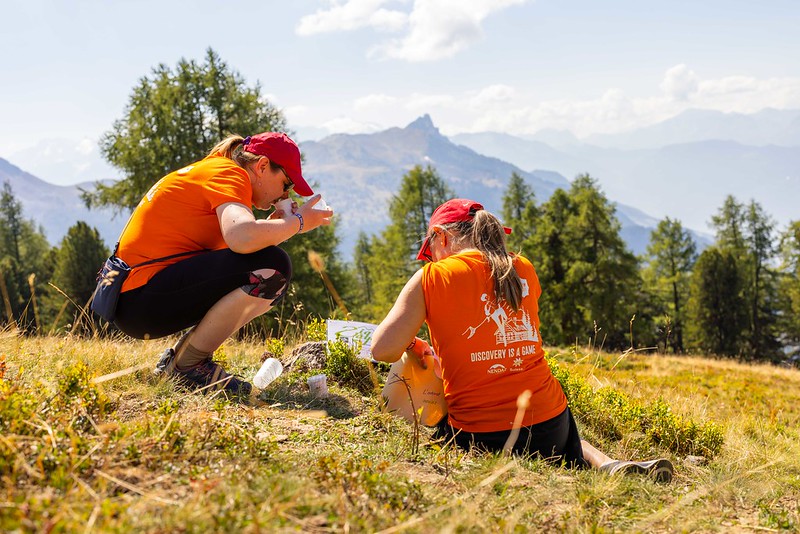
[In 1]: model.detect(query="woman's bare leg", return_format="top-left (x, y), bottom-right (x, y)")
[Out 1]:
top-left (580, 439), bottom-right (616, 468)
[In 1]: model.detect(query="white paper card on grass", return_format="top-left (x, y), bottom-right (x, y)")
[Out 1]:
top-left (326, 319), bottom-right (378, 360)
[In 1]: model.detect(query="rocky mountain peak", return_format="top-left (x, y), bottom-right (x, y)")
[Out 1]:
top-left (405, 114), bottom-right (439, 135)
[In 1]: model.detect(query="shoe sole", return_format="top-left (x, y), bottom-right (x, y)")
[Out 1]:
top-left (606, 459), bottom-right (674, 484)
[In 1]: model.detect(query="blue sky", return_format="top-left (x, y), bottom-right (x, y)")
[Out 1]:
top-left (2, 0), bottom-right (799, 182)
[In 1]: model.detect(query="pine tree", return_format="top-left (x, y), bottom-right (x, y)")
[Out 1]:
top-left (351, 232), bottom-right (374, 315)
top-left (709, 196), bottom-right (781, 360)
top-left (686, 247), bottom-right (747, 356)
top-left (0, 181), bottom-right (53, 331)
top-left (525, 189), bottom-right (573, 344)
top-left (528, 175), bottom-right (641, 349)
top-left (501, 172), bottom-right (539, 253)
top-left (741, 201), bottom-right (781, 360)
top-left (363, 165), bottom-right (454, 321)
top-left (52, 222), bottom-right (109, 307)
top-left (83, 48), bottom-right (288, 213)
top-left (711, 195), bottom-right (746, 253)
top-left (642, 217), bottom-right (697, 353)
top-left (778, 221), bottom-right (800, 359)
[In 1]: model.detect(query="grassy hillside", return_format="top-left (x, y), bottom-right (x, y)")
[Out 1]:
top-left (1, 329), bottom-right (799, 532)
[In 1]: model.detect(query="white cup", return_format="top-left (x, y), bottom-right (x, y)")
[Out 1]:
top-left (307, 374), bottom-right (329, 398)
top-left (274, 198), bottom-right (293, 214)
top-left (253, 357), bottom-right (283, 389)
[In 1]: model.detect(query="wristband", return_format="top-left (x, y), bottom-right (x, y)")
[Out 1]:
top-left (293, 212), bottom-right (304, 233)
top-left (406, 338), bottom-right (417, 351)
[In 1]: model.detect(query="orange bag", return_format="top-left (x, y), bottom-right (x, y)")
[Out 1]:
top-left (382, 352), bottom-right (447, 427)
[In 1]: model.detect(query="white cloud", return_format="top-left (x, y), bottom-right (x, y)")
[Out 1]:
top-left (469, 84), bottom-right (516, 108)
top-left (354, 93), bottom-right (399, 110)
top-left (692, 75), bottom-right (800, 113)
top-left (298, 0), bottom-right (529, 62)
top-left (296, 0), bottom-right (407, 35)
top-left (290, 67), bottom-right (800, 139)
top-left (660, 64), bottom-right (699, 101)
top-left (76, 138), bottom-right (95, 155)
top-left (377, 0), bottom-right (528, 61)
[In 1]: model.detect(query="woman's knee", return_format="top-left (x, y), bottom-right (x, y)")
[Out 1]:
top-left (240, 247), bottom-right (292, 301)
top-left (250, 246), bottom-right (292, 282)
top-left (242, 268), bottom-right (289, 301)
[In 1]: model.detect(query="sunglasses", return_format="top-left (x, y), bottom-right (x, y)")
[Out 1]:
top-left (277, 165), bottom-right (294, 192)
top-left (419, 230), bottom-right (439, 262)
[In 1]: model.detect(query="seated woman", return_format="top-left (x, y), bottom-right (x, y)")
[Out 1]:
top-left (370, 198), bottom-right (673, 482)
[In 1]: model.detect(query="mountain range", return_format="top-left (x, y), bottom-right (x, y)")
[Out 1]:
top-left (2, 108), bottom-right (799, 259)
top-left (0, 158), bottom-right (126, 251)
top-left (301, 115), bottom-right (672, 256)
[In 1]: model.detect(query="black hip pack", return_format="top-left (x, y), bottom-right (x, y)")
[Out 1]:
top-left (91, 245), bottom-right (202, 323)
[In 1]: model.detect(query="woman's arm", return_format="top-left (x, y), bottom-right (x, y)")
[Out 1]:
top-left (217, 199), bottom-right (331, 253)
top-left (371, 269), bottom-right (427, 363)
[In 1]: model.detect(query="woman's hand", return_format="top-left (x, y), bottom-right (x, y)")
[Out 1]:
top-left (406, 337), bottom-right (433, 369)
top-left (295, 194), bottom-right (333, 233)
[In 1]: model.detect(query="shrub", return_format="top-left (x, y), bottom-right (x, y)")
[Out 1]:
top-left (547, 355), bottom-right (724, 457)
top-left (325, 340), bottom-right (376, 395)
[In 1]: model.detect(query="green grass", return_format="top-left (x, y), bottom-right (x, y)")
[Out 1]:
top-left (2, 330), bottom-right (799, 532)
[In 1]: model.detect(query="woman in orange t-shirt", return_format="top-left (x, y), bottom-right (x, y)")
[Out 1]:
top-left (371, 199), bottom-right (673, 481)
top-left (111, 132), bottom-right (332, 400)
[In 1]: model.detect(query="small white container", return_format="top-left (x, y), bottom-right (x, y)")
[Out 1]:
top-left (274, 198), bottom-right (293, 214)
top-left (253, 358), bottom-right (283, 389)
top-left (307, 374), bottom-right (329, 398)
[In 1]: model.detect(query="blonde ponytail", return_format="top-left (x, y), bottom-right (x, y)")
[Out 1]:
top-left (446, 210), bottom-right (522, 311)
top-left (207, 134), bottom-right (262, 167)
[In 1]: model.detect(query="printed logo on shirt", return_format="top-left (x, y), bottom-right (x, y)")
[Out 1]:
top-left (144, 177), bottom-right (166, 203)
top-left (462, 284), bottom-right (539, 347)
top-left (511, 357), bottom-right (524, 371)
top-left (487, 363), bottom-right (507, 374)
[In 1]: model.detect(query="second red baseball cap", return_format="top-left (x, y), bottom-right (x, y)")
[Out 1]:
top-left (416, 199), bottom-right (512, 261)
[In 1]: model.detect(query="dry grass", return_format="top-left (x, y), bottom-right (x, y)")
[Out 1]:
top-left (2, 332), bottom-right (799, 532)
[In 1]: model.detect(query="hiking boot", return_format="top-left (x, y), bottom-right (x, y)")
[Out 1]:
top-left (600, 458), bottom-right (674, 484)
top-left (154, 347), bottom-right (178, 375)
top-left (153, 348), bottom-right (252, 400)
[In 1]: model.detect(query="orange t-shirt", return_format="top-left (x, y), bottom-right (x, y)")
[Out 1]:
top-left (422, 250), bottom-right (566, 433)
top-left (118, 155), bottom-right (252, 292)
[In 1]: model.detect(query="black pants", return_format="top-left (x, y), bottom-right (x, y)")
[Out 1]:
top-left (115, 247), bottom-right (292, 340)
top-left (433, 407), bottom-right (588, 468)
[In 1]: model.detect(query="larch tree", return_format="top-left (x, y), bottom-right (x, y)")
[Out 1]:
top-left (501, 172), bottom-right (539, 254)
top-left (362, 165), bottom-right (454, 321)
top-left (642, 217), bottom-right (697, 353)
top-left (82, 48), bottom-right (288, 213)
top-left (686, 247), bottom-right (747, 356)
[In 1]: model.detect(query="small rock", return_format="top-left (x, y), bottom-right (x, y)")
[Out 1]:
top-left (285, 341), bottom-right (327, 371)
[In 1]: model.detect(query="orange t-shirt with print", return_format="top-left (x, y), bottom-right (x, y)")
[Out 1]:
top-left (118, 155), bottom-right (252, 292)
top-left (422, 250), bottom-right (566, 433)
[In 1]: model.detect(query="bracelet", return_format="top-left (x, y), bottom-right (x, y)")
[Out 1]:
top-left (406, 338), bottom-right (417, 351)
top-left (293, 212), bottom-right (304, 233)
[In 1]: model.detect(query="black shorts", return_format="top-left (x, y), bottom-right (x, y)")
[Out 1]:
top-left (115, 247), bottom-right (291, 340)
top-left (433, 407), bottom-right (588, 468)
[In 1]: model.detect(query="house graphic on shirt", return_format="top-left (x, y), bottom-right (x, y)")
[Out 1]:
top-left (494, 308), bottom-right (538, 346)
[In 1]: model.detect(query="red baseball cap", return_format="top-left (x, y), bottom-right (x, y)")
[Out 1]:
top-left (416, 198), bottom-right (512, 261)
top-left (242, 132), bottom-right (313, 196)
